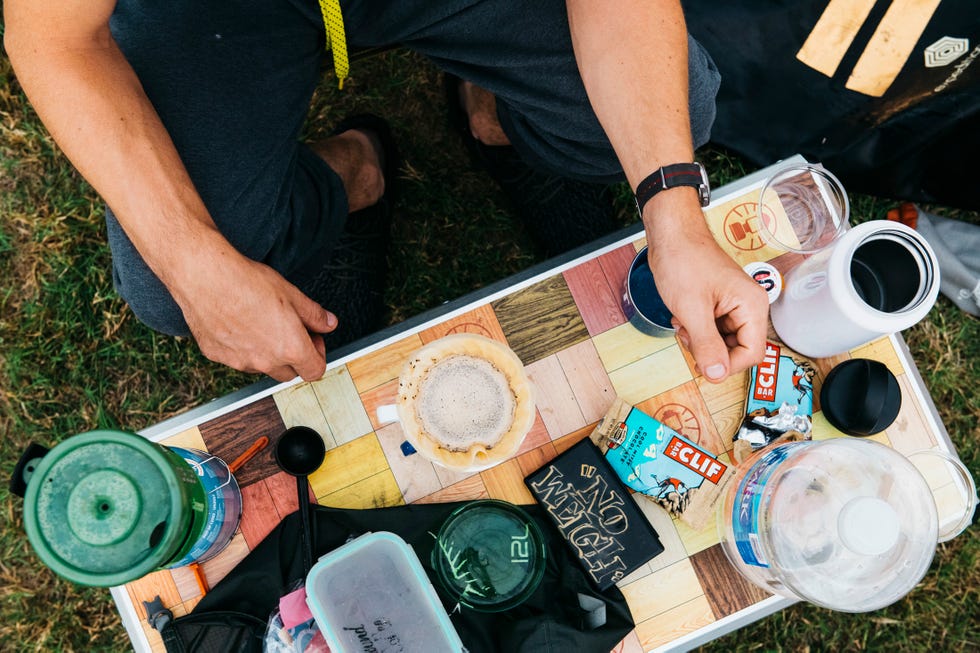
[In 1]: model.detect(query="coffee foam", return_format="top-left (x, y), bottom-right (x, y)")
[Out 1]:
top-left (414, 354), bottom-right (515, 451)
top-left (397, 333), bottom-right (535, 472)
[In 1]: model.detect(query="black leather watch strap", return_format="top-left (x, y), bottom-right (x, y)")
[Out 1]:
top-left (634, 162), bottom-right (710, 215)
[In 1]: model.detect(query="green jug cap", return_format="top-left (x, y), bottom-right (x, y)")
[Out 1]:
top-left (23, 430), bottom-right (198, 586)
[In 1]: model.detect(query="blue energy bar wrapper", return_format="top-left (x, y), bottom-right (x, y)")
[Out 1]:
top-left (735, 341), bottom-right (814, 449)
top-left (590, 397), bottom-right (733, 529)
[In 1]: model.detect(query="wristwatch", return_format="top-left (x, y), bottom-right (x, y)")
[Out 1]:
top-left (634, 162), bottom-right (711, 215)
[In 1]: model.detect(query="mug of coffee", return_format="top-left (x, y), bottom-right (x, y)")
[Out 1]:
top-left (389, 334), bottom-right (536, 472)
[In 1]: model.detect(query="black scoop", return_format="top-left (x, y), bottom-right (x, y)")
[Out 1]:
top-left (274, 426), bottom-right (326, 574)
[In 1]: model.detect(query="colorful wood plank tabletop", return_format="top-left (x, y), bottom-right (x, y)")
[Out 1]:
top-left (114, 160), bottom-right (964, 653)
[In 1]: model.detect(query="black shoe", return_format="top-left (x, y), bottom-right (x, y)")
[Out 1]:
top-left (296, 114), bottom-right (400, 350)
top-left (445, 74), bottom-right (618, 258)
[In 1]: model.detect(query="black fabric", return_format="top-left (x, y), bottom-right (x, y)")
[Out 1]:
top-left (684, 0), bottom-right (980, 209)
top-left (180, 503), bottom-right (634, 653)
top-left (155, 611), bottom-right (268, 653)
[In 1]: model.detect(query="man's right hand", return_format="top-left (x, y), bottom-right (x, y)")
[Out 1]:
top-left (172, 248), bottom-right (337, 382)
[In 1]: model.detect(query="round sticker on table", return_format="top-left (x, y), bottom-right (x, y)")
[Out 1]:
top-left (743, 262), bottom-right (783, 304)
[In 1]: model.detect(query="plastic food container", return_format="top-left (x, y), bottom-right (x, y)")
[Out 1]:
top-left (305, 531), bottom-right (463, 653)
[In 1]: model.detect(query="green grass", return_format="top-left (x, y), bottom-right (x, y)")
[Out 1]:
top-left (2, 43), bottom-right (978, 652)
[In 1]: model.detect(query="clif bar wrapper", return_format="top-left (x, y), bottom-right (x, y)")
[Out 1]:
top-left (735, 341), bottom-right (814, 451)
top-left (590, 397), bottom-right (733, 530)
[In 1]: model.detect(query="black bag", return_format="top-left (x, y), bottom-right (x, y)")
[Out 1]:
top-left (685, 0), bottom-right (980, 209)
top-left (147, 503), bottom-right (635, 653)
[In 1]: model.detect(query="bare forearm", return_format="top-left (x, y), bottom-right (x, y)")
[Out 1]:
top-left (566, 0), bottom-right (694, 189)
top-left (5, 5), bottom-right (231, 298)
top-left (566, 1), bottom-right (768, 380)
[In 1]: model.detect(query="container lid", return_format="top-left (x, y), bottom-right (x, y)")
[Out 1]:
top-left (765, 439), bottom-right (938, 612)
top-left (23, 430), bottom-right (196, 586)
top-left (820, 359), bottom-right (902, 436)
top-left (431, 500), bottom-right (545, 612)
top-left (306, 531), bottom-right (463, 652)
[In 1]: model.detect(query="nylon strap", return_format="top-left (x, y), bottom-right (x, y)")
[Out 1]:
top-left (318, 0), bottom-right (350, 89)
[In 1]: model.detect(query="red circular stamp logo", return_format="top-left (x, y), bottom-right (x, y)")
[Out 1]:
top-left (653, 403), bottom-right (702, 443)
top-left (723, 201), bottom-right (775, 251)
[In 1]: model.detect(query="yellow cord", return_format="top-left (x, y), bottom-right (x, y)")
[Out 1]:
top-left (318, 0), bottom-right (350, 89)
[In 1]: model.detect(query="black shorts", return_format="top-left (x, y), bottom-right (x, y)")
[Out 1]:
top-left (106, 0), bottom-right (720, 335)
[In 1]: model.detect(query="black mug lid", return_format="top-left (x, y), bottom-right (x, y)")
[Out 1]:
top-left (820, 359), bottom-right (902, 437)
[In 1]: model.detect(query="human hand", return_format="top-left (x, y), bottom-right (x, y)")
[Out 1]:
top-left (171, 247), bottom-right (337, 382)
top-left (644, 192), bottom-right (769, 383)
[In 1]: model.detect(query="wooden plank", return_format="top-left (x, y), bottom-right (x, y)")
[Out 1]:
top-left (710, 403), bottom-right (744, 456)
top-left (309, 433), bottom-right (389, 498)
top-left (264, 470), bottom-right (301, 518)
top-left (160, 427), bottom-right (206, 451)
top-left (198, 532), bottom-right (249, 589)
top-left (374, 421), bottom-right (443, 504)
top-left (515, 412), bottom-right (552, 454)
top-left (414, 474), bottom-right (489, 504)
top-left (170, 565), bottom-right (200, 603)
top-left (310, 366), bottom-right (373, 446)
top-left (851, 335), bottom-right (904, 376)
top-left (238, 479), bottom-right (279, 549)
top-left (557, 339), bottom-right (616, 424)
top-left (608, 346), bottom-right (692, 406)
top-left (610, 631), bottom-right (645, 653)
top-left (516, 441), bottom-right (559, 479)
top-left (882, 373), bottom-right (937, 454)
top-left (492, 274), bottom-right (591, 366)
top-left (418, 303), bottom-right (507, 344)
top-left (619, 559), bottom-right (704, 623)
top-left (359, 378), bottom-right (399, 433)
top-left (689, 543), bottom-right (772, 619)
top-left (696, 367), bottom-right (747, 415)
top-left (273, 384), bottom-right (334, 448)
top-left (346, 333), bottom-right (423, 393)
top-left (633, 595), bottom-right (715, 652)
top-left (433, 461), bottom-right (479, 489)
top-left (141, 622), bottom-right (167, 653)
top-left (553, 424), bottom-right (596, 455)
top-left (562, 258), bottom-right (622, 337)
top-left (593, 322), bottom-right (675, 372)
top-left (596, 243), bottom-right (639, 310)
top-left (526, 354), bottom-right (587, 439)
top-left (481, 458), bottom-right (536, 505)
top-left (675, 507), bottom-right (723, 557)
top-left (198, 395), bottom-right (285, 488)
top-left (318, 469), bottom-right (405, 510)
top-left (705, 195), bottom-right (783, 262)
top-left (126, 569), bottom-right (181, 619)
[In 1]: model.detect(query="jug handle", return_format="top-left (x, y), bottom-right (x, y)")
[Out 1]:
top-left (9, 442), bottom-right (50, 498)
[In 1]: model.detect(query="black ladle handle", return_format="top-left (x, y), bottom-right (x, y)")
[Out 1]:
top-left (297, 475), bottom-right (313, 574)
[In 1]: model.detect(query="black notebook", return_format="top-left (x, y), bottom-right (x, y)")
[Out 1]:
top-left (524, 438), bottom-right (664, 591)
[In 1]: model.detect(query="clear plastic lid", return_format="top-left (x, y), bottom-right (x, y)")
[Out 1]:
top-left (306, 531), bottom-right (463, 652)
